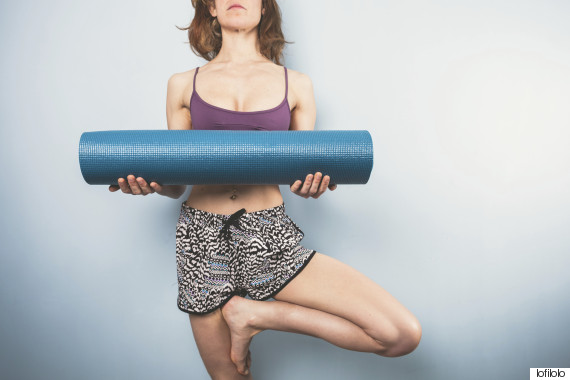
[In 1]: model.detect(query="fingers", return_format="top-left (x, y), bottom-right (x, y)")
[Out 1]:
top-left (309, 172), bottom-right (323, 198)
top-left (295, 173), bottom-right (314, 198)
top-left (135, 177), bottom-right (155, 195)
top-left (150, 181), bottom-right (163, 194)
top-left (290, 172), bottom-right (335, 199)
top-left (117, 177), bottom-right (132, 194)
top-left (317, 175), bottom-right (331, 196)
top-left (311, 173), bottom-right (336, 198)
top-left (114, 175), bottom-right (155, 195)
top-left (290, 179), bottom-right (302, 192)
top-left (127, 175), bottom-right (144, 194)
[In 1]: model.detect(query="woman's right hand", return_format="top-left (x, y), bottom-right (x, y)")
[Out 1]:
top-left (108, 174), bottom-right (163, 196)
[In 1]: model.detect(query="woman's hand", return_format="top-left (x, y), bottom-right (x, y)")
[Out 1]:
top-left (109, 174), bottom-right (162, 196)
top-left (109, 175), bottom-right (187, 199)
top-left (290, 172), bottom-right (337, 199)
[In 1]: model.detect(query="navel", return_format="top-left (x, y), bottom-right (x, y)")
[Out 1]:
top-left (230, 185), bottom-right (238, 200)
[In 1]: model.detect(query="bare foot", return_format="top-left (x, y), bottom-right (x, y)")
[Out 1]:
top-left (221, 295), bottom-right (264, 375)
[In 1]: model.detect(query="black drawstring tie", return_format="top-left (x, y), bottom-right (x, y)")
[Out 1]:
top-left (220, 208), bottom-right (247, 241)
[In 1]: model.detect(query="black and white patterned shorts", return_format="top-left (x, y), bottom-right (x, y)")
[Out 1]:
top-left (176, 201), bottom-right (317, 315)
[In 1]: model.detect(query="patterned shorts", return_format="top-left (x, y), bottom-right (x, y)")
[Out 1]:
top-left (176, 201), bottom-right (317, 315)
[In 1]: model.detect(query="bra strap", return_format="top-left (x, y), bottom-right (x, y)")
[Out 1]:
top-left (284, 67), bottom-right (288, 98)
top-left (193, 67), bottom-right (200, 92)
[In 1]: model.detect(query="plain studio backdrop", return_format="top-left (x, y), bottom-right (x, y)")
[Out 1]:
top-left (1, 1), bottom-right (569, 379)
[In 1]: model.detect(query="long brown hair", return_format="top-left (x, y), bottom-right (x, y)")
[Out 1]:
top-left (177, 0), bottom-right (291, 65)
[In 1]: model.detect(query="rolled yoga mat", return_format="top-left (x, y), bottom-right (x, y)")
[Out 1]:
top-left (79, 130), bottom-right (373, 185)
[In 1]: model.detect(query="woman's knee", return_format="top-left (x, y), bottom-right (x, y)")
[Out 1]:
top-left (371, 317), bottom-right (422, 357)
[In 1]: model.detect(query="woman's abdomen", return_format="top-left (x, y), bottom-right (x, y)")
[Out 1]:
top-left (184, 184), bottom-right (283, 214)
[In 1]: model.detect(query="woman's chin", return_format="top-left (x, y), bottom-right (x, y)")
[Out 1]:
top-left (222, 21), bottom-right (260, 32)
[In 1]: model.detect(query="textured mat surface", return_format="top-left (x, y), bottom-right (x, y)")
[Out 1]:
top-left (79, 130), bottom-right (373, 185)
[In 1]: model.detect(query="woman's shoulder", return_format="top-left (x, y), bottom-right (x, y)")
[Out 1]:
top-left (284, 67), bottom-right (310, 80)
top-left (168, 68), bottom-right (197, 88)
top-left (284, 67), bottom-right (314, 93)
top-left (167, 68), bottom-right (199, 103)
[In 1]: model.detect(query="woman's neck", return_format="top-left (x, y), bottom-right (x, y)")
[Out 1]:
top-left (214, 29), bottom-right (266, 65)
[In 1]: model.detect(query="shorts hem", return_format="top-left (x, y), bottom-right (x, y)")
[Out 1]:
top-left (177, 290), bottom-right (242, 315)
top-left (258, 249), bottom-right (318, 301)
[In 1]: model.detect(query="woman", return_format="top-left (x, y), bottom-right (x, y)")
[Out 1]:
top-left (110, 0), bottom-right (422, 378)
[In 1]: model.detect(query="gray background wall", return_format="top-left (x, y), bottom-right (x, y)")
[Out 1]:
top-left (1, 0), bottom-right (569, 379)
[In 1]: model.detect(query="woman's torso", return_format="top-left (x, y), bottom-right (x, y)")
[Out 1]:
top-left (182, 62), bottom-right (293, 214)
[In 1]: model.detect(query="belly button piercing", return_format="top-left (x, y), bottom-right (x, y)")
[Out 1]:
top-left (230, 186), bottom-right (238, 199)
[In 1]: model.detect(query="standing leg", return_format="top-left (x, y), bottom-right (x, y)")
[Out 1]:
top-left (188, 308), bottom-right (253, 380)
top-left (221, 252), bottom-right (422, 375)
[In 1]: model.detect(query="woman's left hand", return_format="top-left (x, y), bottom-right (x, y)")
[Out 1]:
top-left (290, 172), bottom-right (337, 199)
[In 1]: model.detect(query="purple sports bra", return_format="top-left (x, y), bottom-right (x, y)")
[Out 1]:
top-left (189, 66), bottom-right (291, 131)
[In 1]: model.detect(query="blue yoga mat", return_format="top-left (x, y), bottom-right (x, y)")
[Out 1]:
top-left (78, 130), bottom-right (373, 185)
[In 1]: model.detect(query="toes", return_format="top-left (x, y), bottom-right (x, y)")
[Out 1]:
top-left (240, 354), bottom-right (251, 375)
top-left (230, 350), bottom-right (239, 367)
top-left (246, 350), bottom-right (251, 370)
top-left (230, 351), bottom-right (245, 372)
top-left (232, 350), bottom-right (251, 375)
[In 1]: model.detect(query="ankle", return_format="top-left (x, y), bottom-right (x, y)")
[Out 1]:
top-left (248, 300), bottom-right (283, 331)
top-left (246, 312), bottom-right (261, 330)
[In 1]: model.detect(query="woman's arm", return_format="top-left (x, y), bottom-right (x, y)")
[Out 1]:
top-left (109, 72), bottom-right (194, 197)
top-left (166, 72), bottom-right (192, 131)
top-left (288, 71), bottom-right (337, 197)
top-left (156, 72), bottom-right (194, 198)
top-left (289, 72), bottom-right (316, 131)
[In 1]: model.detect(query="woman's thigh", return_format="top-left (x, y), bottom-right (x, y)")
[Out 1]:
top-left (272, 252), bottom-right (421, 347)
top-left (188, 309), bottom-right (250, 379)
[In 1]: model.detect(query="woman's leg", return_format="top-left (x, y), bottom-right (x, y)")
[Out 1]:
top-left (221, 252), bottom-right (422, 375)
top-left (188, 308), bottom-right (253, 380)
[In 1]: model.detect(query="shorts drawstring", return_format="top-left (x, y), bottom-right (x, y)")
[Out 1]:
top-left (220, 208), bottom-right (247, 241)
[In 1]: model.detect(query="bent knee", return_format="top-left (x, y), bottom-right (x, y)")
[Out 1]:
top-left (374, 319), bottom-right (422, 357)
